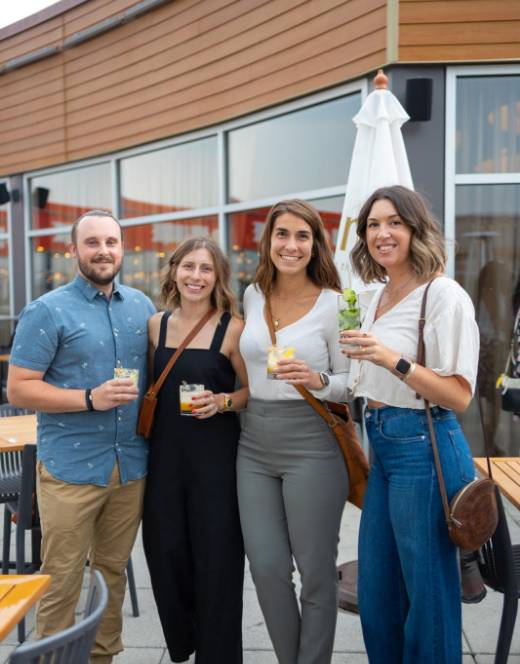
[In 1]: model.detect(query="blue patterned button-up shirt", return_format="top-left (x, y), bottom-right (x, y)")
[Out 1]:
top-left (10, 274), bottom-right (156, 486)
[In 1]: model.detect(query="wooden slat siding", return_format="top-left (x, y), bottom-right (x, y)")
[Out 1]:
top-left (65, 0), bottom-right (382, 115)
top-left (63, 0), bottom-right (275, 78)
top-left (63, 0), bottom-right (145, 37)
top-left (401, 0), bottom-right (520, 23)
top-left (399, 0), bottom-right (520, 62)
top-left (66, 27), bottom-right (386, 153)
top-left (0, 0), bottom-right (140, 69)
top-left (0, 19), bottom-right (63, 67)
top-left (64, 6), bottom-right (385, 134)
top-left (0, 0), bottom-right (387, 175)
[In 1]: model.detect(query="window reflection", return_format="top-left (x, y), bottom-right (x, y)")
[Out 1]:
top-left (228, 95), bottom-right (360, 202)
top-left (120, 138), bottom-right (218, 219)
top-left (120, 216), bottom-right (218, 305)
top-left (0, 208), bottom-right (7, 234)
top-left (455, 184), bottom-right (520, 456)
top-left (30, 164), bottom-right (112, 230)
top-left (0, 239), bottom-right (9, 316)
top-left (456, 76), bottom-right (520, 174)
top-left (32, 235), bottom-right (76, 298)
top-left (227, 197), bottom-right (344, 299)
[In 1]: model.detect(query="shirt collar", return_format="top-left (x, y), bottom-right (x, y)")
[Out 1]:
top-left (72, 273), bottom-right (124, 301)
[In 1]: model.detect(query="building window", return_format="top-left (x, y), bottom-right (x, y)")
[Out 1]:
top-left (31, 235), bottom-right (75, 298)
top-left (227, 95), bottom-right (360, 202)
top-left (29, 163), bottom-right (112, 230)
top-left (456, 75), bottom-right (520, 174)
top-left (448, 66), bottom-right (520, 456)
top-left (120, 137), bottom-right (218, 219)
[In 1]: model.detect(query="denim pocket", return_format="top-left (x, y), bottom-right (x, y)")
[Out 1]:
top-left (448, 427), bottom-right (475, 484)
top-left (379, 412), bottom-right (426, 443)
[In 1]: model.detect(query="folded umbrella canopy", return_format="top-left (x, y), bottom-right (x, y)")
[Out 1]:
top-left (334, 70), bottom-right (413, 291)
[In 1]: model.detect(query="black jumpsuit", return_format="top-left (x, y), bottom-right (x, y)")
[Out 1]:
top-left (142, 311), bottom-right (244, 663)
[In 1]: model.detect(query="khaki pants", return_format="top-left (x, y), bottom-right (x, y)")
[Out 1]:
top-left (36, 461), bottom-right (145, 662)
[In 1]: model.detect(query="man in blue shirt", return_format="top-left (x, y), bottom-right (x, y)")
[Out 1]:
top-left (8, 210), bottom-right (155, 664)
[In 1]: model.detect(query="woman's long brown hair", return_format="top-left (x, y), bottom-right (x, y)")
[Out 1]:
top-left (254, 199), bottom-right (341, 296)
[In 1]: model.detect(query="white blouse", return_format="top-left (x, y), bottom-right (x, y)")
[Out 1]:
top-left (348, 276), bottom-right (480, 409)
top-left (240, 284), bottom-right (349, 401)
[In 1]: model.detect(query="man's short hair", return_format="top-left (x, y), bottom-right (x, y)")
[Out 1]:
top-left (71, 210), bottom-right (123, 245)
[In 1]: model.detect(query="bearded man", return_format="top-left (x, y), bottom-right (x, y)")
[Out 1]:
top-left (8, 210), bottom-right (155, 663)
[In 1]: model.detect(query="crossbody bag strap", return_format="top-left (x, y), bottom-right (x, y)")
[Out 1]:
top-left (415, 278), bottom-right (453, 528)
top-left (265, 297), bottom-right (339, 428)
top-left (147, 308), bottom-right (216, 398)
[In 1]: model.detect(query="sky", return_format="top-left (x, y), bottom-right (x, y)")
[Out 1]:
top-left (0, 0), bottom-right (61, 30)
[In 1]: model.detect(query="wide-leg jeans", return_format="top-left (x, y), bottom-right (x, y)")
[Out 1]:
top-left (358, 405), bottom-right (475, 664)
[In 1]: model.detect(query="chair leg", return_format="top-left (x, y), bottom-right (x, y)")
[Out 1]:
top-left (126, 558), bottom-right (139, 617)
top-left (30, 528), bottom-right (41, 572)
top-left (494, 586), bottom-right (518, 664)
top-left (2, 507), bottom-right (11, 574)
top-left (15, 520), bottom-right (27, 643)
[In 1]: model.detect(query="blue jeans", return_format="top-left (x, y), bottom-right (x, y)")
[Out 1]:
top-left (358, 406), bottom-right (475, 664)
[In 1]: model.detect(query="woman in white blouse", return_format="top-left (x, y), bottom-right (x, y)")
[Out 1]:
top-left (238, 199), bottom-right (349, 664)
top-left (340, 186), bottom-right (479, 664)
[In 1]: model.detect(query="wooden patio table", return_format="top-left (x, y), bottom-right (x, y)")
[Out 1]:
top-left (0, 415), bottom-right (37, 453)
top-left (0, 574), bottom-right (50, 640)
top-left (474, 457), bottom-right (520, 509)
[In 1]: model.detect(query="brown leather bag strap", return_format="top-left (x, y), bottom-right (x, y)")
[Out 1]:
top-left (147, 308), bottom-right (216, 397)
top-left (414, 278), bottom-right (453, 528)
top-left (265, 297), bottom-right (338, 428)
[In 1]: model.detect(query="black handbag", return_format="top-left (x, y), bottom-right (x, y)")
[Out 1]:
top-left (497, 310), bottom-right (520, 413)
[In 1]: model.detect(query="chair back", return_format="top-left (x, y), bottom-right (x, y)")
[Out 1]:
top-left (9, 570), bottom-right (108, 664)
top-left (0, 405), bottom-right (33, 502)
top-left (479, 486), bottom-right (518, 595)
top-left (0, 405), bottom-right (33, 417)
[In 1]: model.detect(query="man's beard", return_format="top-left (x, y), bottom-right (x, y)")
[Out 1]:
top-left (77, 256), bottom-right (122, 286)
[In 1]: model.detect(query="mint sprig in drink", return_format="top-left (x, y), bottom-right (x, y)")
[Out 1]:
top-left (338, 288), bottom-right (361, 331)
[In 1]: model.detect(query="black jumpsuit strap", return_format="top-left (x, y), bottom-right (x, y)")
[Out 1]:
top-left (209, 312), bottom-right (232, 351)
top-left (158, 311), bottom-right (172, 349)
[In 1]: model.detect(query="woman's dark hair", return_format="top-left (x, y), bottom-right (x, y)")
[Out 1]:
top-left (350, 185), bottom-right (446, 283)
top-left (161, 237), bottom-right (239, 317)
top-left (254, 199), bottom-right (341, 295)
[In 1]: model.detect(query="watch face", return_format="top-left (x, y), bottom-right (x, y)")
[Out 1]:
top-left (395, 358), bottom-right (412, 376)
top-left (320, 372), bottom-right (330, 387)
top-left (225, 396), bottom-right (233, 409)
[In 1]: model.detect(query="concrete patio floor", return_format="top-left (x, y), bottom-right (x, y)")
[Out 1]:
top-left (0, 500), bottom-right (519, 663)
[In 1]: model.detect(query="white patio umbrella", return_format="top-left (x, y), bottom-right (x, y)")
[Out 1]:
top-left (335, 70), bottom-right (414, 614)
top-left (334, 70), bottom-right (413, 292)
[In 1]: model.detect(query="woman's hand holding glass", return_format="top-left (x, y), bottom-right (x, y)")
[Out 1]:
top-left (191, 390), bottom-right (221, 419)
top-left (339, 330), bottom-right (399, 370)
top-left (274, 357), bottom-right (323, 390)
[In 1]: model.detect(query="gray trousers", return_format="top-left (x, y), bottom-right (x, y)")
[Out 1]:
top-left (237, 399), bottom-right (349, 664)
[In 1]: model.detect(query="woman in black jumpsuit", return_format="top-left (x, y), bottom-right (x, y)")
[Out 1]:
top-left (142, 237), bottom-right (248, 664)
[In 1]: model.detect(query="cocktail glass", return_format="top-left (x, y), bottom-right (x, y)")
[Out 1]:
top-left (267, 346), bottom-right (295, 379)
top-left (179, 383), bottom-right (205, 416)
top-left (114, 367), bottom-right (139, 388)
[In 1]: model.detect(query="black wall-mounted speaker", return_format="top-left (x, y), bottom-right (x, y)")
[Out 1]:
top-left (405, 78), bottom-right (433, 122)
top-left (0, 183), bottom-right (10, 205)
top-left (34, 186), bottom-right (50, 209)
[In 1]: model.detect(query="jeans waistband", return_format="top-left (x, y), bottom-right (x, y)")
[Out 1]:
top-left (365, 404), bottom-right (454, 425)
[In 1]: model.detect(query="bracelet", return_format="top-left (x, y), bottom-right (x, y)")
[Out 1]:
top-left (85, 388), bottom-right (95, 412)
top-left (402, 362), bottom-right (417, 383)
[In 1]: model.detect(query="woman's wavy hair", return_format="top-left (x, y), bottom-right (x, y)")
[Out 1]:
top-left (160, 237), bottom-right (239, 317)
top-left (350, 185), bottom-right (446, 283)
top-left (254, 199), bottom-right (341, 295)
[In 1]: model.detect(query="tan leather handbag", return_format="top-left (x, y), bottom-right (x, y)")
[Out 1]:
top-left (137, 308), bottom-right (215, 439)
top-left (266, 300), bottom-right (369, 509)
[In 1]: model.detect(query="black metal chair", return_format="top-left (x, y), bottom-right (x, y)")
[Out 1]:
top-left (479, 486), bottom-right (520, 664)
top-left (9, 569), bottom-right (109, 664)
